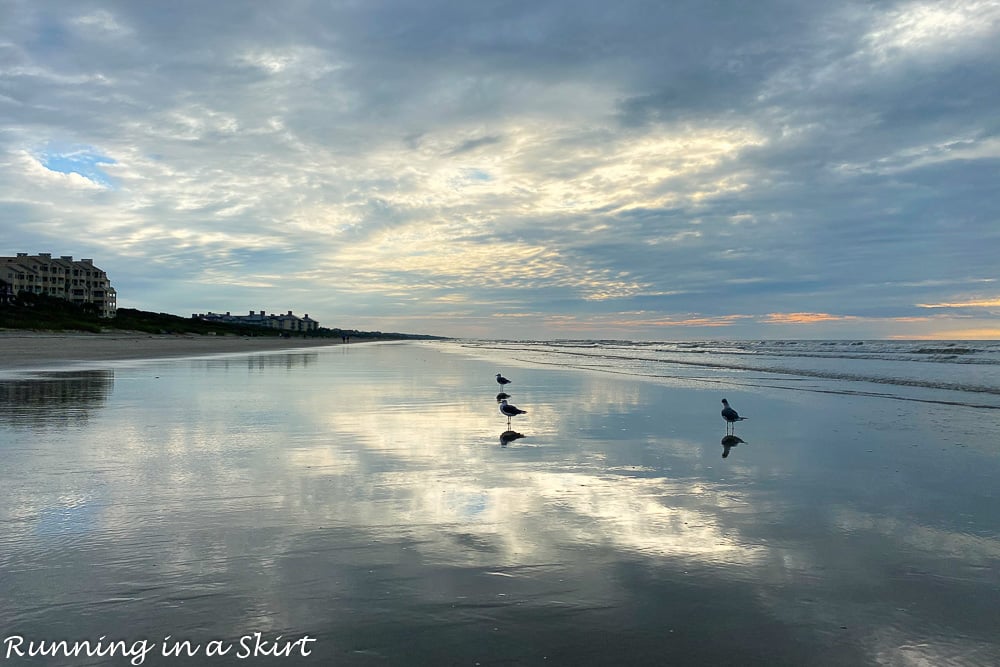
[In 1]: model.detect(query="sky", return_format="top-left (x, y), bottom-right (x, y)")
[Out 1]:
top-left (1, 0), bottom-right (998, 340)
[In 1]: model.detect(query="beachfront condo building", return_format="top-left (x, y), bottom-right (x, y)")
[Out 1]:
top-left (1, 252), bottom-right (117, 318)
top-left (194, 309), bottom-right (320, 333)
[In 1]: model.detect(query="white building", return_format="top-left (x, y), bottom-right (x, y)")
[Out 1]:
top-left (1, 252), bottom-right (117, 318)
top-left (195, 309), bottom-right (319, 332)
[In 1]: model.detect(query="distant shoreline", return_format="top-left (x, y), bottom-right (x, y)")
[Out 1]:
top-left (0, 331), bottom-right (352, 372)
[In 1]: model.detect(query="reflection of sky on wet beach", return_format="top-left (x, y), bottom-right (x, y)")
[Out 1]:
top-left (1, 342), bottom-right (998, 664)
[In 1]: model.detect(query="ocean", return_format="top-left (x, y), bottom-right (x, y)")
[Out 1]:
top-left (1, 340), bottom-right (998, 666)
top-left (455, 338), bottom-right (1000, 408)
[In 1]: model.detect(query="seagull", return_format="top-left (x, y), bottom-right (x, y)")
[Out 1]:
top-left (499, 399), bottom-right (526, 426)
top-left (721, 398), bottom-right (747, 434)
top-left (496, 373), bottom-right (511, 389)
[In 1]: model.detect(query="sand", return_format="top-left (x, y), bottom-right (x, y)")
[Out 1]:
top-left (0, 331), bottom-right (344, 371)
top-left (2, 340), bottom-right (998, 664)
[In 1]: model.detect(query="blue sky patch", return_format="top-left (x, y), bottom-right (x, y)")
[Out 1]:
top-left (36, 142), bottom-right (116, 187)
top-left (463, 168), bottom-right (492, 182)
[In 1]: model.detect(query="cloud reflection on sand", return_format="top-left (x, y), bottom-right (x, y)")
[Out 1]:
top-left (282, 376), bottom-right (767, 567)
top-left (832, 508), bottom-right (1000, 565)
top-left (2, 342), bottom-right (999, 664)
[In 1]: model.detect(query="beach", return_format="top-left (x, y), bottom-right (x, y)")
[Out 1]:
top-left (0, 331), bottom-right (344, 372)
top-left (1, 339), bottom-right (998, 665)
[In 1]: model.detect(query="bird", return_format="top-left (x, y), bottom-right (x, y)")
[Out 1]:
top-left (499, 399), bottom-right (526, 426)
top-left (721, 398), bottom-right (747, 434)
top-left (496, 373), bottom-right (512, 389)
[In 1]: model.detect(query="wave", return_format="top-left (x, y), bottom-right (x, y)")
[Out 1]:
top-left (455, 339), bottom-right (1000, 408)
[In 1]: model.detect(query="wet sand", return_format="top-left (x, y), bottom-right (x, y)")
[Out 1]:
top-left (0, 331), bottom-right (343, 371)
top-left (1, 340), bottom-right (998, 664)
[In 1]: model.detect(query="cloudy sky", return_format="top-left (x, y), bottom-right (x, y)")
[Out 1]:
top-left (2, 0), bottom-right (998, 339)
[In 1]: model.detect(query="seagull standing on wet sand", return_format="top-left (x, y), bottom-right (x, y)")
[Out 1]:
top-left (721, 398), bottom-right (747, 434)
top-left (499, 399), bottom-right (526, 426)
top-left (496, 373), bottom-right (511, 389)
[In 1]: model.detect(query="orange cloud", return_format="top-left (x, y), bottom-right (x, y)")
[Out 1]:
top-left (529, 312), bottom-right (752, 330)
top-left (762, 312), bottom-right (859, 324)
top-left (605, 314), bottom-right (751, 328)
top-left (917, 298), bottom-right (1000, 308)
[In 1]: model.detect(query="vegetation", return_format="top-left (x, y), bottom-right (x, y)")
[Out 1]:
top-left (0, 291), bottom-right (106, 332)
top-left (0, 290), bottom-right (443, 340)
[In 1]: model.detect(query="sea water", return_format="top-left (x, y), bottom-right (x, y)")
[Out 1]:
top-left (1, 340), bottom-right (998, 665)
top-left (455, 338), bottom-right (1000, 407)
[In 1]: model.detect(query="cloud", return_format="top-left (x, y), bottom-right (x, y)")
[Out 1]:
top-left (863, 0), bottom-right (1000, 66)
top-left (763, 312), bottom-right (860, 325)
top-left (19, 150), bottom-right (109, 191)
top-left (445, 135), bottom-right (503, 156)
top-left (71, 9), bottom-right (134, 39)
top-left (32, 143), bottom-right (116, 187)
top-left (0, 0), bottom-right (997, 338)
top-left (917, 298), bottom-right (1000, 309)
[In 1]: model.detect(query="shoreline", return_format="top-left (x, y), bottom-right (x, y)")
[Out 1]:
top-left (0, 331), bottom-right (350, 371)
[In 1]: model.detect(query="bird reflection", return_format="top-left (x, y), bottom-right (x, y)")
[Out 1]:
top-left (496, 392), bottom-right (511, 401)
top-left (499, 430), bottom-right (525, 447)
top-left (721, 434), bottom-right (746, 458)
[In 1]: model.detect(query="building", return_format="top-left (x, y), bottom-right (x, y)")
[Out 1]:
top-left (0, 279), bottom-right (14, 306)
top-left (1, 252), bottom-right (117, 318)
top-left (194, 309), bottom-right (320, 333)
